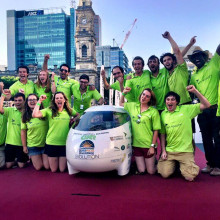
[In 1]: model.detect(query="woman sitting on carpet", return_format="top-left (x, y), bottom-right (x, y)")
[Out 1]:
top-left (32, 92), bottom-right (79, 173)
top-left (120, 87), bottom-right (161, 175)
top-left (21, 94), bottom-right (49, 171)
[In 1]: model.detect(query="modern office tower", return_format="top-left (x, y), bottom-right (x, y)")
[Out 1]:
top-left (94, 15), bottom-right (102, 46)
top-left (7, 8), bottom-right (76, 70)
top-left (96, 45), bottom-right (129, 77)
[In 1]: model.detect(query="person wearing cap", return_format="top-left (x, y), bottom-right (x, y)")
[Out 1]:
top-left (160, 31), bottom-right (192, 105)
top-left (189, 44), bottom-right (220, 176)
top-left (158, 86), bottom-right (210, 181)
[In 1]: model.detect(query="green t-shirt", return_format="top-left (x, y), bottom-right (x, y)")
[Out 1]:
top-left (190, 53), bottom-right (220, 105)
top-left (125, 70), bottom-right (152, 102)
top-left (71, 84), bottom-right (102, 115)
top-left (150, 68), bottom-right (169, 110)
top-left (217, 82), bottom-right (220, 116)
top-left (168, 62), bottom-right (191, 104)
top-left (110, 74), bottom-right (134, 103)
top-left (41, 108), bottom-right (76, 146)
top-left (21, 118), bottom-right (48, 147)
top-left (4, 107), bottom-right (22, 146)
top-left (0, 114), bottom-right (7, 146)
top-left (9, 80), bottom-right (34, 98)
top-left (34, 84), bottom-right (52, 108)
top-left (54, 75), bottom-right (79, 105)
top-left (160, 104), bottom-right (201, 153)
top-left (124, 102), bottom-right (161, 148)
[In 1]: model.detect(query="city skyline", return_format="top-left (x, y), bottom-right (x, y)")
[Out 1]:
top-left (1, 0), bottom-right (220, 68)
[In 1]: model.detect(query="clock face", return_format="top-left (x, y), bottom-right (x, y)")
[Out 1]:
top-left (82, 18), bottom-right (87, 24)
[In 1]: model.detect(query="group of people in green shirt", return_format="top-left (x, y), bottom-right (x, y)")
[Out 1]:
top-left (103, 31), bottom-right (219, 181)
top-left (0, 31), bottom-right (219, 181)
top-left (0, 59), bottom-right (103, 172)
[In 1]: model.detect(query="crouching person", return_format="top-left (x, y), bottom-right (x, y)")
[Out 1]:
top-left (157, 86), bottom-right (210, 181)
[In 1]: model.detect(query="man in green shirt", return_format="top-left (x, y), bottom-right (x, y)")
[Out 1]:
top-left (43, 55), bottom-right (78, 106)
top-left (189, 44), bottom-right (220, 175)
top-left (160, 32), bottom-right (191, 105)
top-left (3, 66), bottom-right (34, 100)
top-left (101, 66), bottom-right (133, 102)
top-left (0, 98), bottom-right (7, 168)
top-left (72, 74), bottom-right (104, 115)
top-left (148, 36), bottom-right (196, 112)
top-left (158, 85), bottom-right (210, 181)
top-left (0, 92), bottom-right (28, 168)
top-left (125, 56), bottom-right (152, 102)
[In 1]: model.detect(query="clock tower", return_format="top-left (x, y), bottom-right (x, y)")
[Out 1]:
top-left (75, 0), bottom-right (98, 86)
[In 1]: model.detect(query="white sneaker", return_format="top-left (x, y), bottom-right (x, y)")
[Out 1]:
top-left (210, 168), bottom-right (220, 176)
top-left (201, 165), bottom-right (213, 173)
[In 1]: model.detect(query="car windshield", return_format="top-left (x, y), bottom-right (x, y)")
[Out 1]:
top-left (74, 111), bottom-right (130, 131)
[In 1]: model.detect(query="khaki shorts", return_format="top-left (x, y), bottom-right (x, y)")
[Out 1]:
top-left (157, 152), bottom-right (199, 180)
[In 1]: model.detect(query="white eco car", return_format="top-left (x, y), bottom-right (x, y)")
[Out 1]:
top-left (66, 105), bottom-right (132, 176)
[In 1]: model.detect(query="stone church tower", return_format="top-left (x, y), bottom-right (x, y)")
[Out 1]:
top-left (75, 0), bottom-right (99, 87)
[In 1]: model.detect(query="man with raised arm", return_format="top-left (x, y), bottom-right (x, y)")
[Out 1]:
top-left (43, 54), bottom-right (78, 106)
top-left (160, 31), bottom-right (191, 105)
top-left (149, 36), bottom-right (196, 113)
top-left (158, 85), bottom-right (210, 181)
top-left (101, 66), bottom-right (133, 102)
top-left (189, 44), bottom-right (220, 175)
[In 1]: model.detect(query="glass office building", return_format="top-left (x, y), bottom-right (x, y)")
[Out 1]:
top-left (7, 9), bottom-right (76, 70)
top-left (96, 46), bottom-right (129, 77)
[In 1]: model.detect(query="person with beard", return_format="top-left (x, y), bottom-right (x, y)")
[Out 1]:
top-left (148, 37), bottom-right (196, 113)
top-left (2, 66), bottom-right (34, 100)
top-left (0, 92), bottom-right (28, 168)
top-left (43, 55), bottom-right (78, 106)
top-left (160, 31), bottom-right (191, 105)
top-left (71, 74), bottom-right (104, 116)
top-left (158, 86), bottom-right (210, 181)
top-left (34, 70), bottom-right (54, 108)
top-left (32, 92), bottom-right (80, 172)
top-left (189, 44), bottom-right (220, 175)
top-left (21, 94), bottom-right (49, 171)
top-left (101, 66), bottom-right (133, 102)
top-left (124, 56), bottom-right (152, 102)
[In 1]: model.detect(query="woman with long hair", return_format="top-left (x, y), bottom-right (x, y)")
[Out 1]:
top-left (34, 70), bottom-right (54, 108)
top-left (21, 94), bottom-right (49, 170)
top-left (32, 92), bottom-right (79, 173)
top-left (120, 88), bottom-right (161, 175)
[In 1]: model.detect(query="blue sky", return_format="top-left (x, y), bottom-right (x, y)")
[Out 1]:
top-left (1, 0), bottom-right (220, 67)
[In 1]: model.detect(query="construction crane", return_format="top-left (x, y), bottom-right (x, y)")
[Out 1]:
top-left (120, 18), bottom-right (137, 50)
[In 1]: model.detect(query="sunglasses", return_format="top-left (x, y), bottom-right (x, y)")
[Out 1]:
top-left (80, 81), bottom-right (88, 84)
top-left (136, 114), bottom-right (142, 124)
top-left (60, 69), bottom-right (68, 73)
top-left (113, 72), bottom-right (121, 76)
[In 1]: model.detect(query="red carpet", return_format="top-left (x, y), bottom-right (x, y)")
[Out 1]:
top-left (1, 147), bottom-right (220, 220)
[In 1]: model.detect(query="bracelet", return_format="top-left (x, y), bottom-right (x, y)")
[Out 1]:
top-left (1, 94), bottom-right (6, 97)
top-left (122, 92), bottom-right (126, 96)
top-left (36, 102), bottom-right (41, 106)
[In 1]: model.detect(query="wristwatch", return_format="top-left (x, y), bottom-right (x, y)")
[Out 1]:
top-left (150, 144), bottom-right (157, 148)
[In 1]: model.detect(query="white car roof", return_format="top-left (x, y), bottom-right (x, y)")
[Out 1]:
top-left (85, 105), bottom-right (127, 113)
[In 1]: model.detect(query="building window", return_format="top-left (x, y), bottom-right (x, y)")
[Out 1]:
top-left (82, 45), bottom-right (87, 57)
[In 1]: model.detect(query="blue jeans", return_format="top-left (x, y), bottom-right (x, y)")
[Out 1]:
top-left (197, 108), bottom-right (220, 168)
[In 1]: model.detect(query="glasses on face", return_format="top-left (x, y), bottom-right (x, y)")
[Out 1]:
top-left (80, 81), bottom-right (88, 84)
top-left (28, 99), bottom-right (38, 102)
top-left (60, 69), bottom-right (68, 73)
top-left (136, 114), bottom-right (142, 124)
top-left (113, 72), bottom-right (121, 76)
